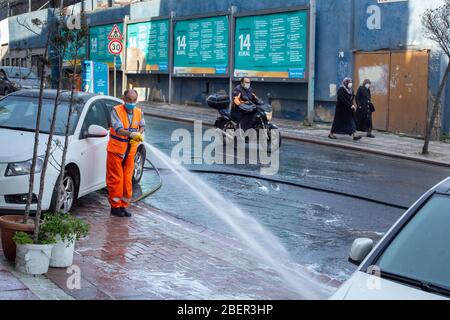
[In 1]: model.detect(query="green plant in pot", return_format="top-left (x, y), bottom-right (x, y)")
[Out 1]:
top-left (13, 231), bottom-right (56, 275)
top-left (40, 214), bottom-right (89, 268)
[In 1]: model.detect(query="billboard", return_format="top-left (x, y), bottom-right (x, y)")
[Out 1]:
top-left (234, 10), bottom-right (308, 81)
top-left (89, 23), bottom-right (123, 68)
top-left (63, 30), bottom-right (87, 65)
top-left (126, 19), bottom-right (170, 73)
top-left (82, 60), bottom-right (109, 95)
top-left (173, 15), bottom-right (229, 76)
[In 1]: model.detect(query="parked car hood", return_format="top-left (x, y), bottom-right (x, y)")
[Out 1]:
top-left (330, 271), bottom-right (448, 300)
top-left (0, 128), bottom-right (62, 163)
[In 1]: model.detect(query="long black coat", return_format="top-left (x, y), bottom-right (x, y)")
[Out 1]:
top-left (331, 87), bottom-right (356, 135)
top-left (355, 86), bottom-right (375, 132)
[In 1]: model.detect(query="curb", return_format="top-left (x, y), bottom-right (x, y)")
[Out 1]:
top-left (143, 110), bottom-right (450, 169)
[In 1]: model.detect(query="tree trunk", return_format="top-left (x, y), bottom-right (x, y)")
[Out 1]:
top-left (422, 62), bottom-right (450, 154)
top-left (55, 31), bottom-right (81, 212)
top-left (33, 40), bottom-right (67, 242)
top-left (23, 28), bottom-right (52, 223)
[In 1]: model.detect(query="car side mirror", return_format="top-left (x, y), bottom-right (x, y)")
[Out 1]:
top-left (348, 238), bottom-right (374, 266)
top-left (86, 124), bottom-right (108, 138)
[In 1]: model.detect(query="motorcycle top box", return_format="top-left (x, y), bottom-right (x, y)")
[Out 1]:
top-left (206, 94), bottom-right (230, 110)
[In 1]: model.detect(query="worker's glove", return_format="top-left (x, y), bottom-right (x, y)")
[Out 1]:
top-left (129, 132), bottom-right (144, 144)
top-left (130, 132), bottom-right (144, 141)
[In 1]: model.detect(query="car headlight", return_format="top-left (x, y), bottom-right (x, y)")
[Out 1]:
top-left (5, 156), bottom-right (44, 176)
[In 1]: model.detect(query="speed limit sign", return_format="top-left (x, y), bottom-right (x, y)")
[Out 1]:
top-left (108, 40), bottom-right (123, 55)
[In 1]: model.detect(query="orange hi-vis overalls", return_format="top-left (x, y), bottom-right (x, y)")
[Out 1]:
top-left (106, 104), bottom-right (143, 209)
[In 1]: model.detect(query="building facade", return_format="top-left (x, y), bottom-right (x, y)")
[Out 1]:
top-left (0, 0), bottom-right (449, 137)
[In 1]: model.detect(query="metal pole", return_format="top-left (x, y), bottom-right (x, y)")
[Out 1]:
top-left (168, 11), bottom-right (175, 105)
top-left (114, 55), bottom-right (117, 97)
top-left (307, 0), bottom-right (316, 124)
top-left (122, 15), bottom-right (129, 93)
top-left (228, 6), bottom-right (237, 104)
top-left (28, 0), bottom-right (31, 12)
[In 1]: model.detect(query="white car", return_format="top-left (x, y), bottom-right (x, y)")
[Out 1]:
top-left (331, 177), bottom-right (450, 300)
top-left (0, 90), bottom-right (146, 213)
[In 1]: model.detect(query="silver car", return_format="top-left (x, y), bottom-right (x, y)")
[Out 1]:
top-left (0, 66), bottom-right (41, 95)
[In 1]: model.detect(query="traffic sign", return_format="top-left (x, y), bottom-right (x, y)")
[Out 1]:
top-left (108, 24), bottom-right (123, 41)
top-left (108, 40), bottom-right (123, 55)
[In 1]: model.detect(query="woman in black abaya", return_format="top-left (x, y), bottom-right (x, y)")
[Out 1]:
top-left (329, 77), bottom-right (361, 141)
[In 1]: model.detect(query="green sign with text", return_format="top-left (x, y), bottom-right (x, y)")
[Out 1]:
top-left (173, 15), bottom-right (229, 76)
top-left (126, 19), bottom-right (169, 73)
top-left (234, 10), bottom-right (308, 80)
top-left (89, 23), bottom-right (123, 67)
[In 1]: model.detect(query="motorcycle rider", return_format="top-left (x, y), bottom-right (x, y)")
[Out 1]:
top-left (232, 77), bottom-right (263, 131)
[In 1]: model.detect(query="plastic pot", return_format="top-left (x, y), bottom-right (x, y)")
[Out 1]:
top-left (15, 243), bottom-right (54, 275)
top-left (50, 234), bottom-right (75, 268)
top-left (0, 215), bottom-right (35, 261)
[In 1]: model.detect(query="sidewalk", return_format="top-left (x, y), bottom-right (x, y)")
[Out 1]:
top-left (0, 261), bottom-right (38, 300)
top-left (1, 192), bottom-right (339, 300)
top-left (140, 102), bottom-right (450, 167)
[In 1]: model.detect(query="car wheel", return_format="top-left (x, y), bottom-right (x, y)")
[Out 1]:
top-left (3, 88), bottom-right (10, 96)
top-left (49, 171), bottom-right (77, 214)
top-left (132, 147), bottom-right (146, 185)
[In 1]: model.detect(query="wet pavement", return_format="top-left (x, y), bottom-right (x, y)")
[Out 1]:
top-left (45, 192), bottom-right (338, 299)
top-left (142, 117), bottom-right (450, 281)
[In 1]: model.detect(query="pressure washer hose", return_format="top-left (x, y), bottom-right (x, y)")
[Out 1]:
top-left (139, 160), bottom-right (409, 210)
top-left (130, 158), bottom-right (163, 203)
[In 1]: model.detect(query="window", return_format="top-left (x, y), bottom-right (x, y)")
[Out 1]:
top-left (376, 195), bottom-right (450, 290)
top-left (5, 58), bottom-right (9, 66)
top-left (0, 96), bottom-right (83, 135)
top-left (21, 58), bottom-right (26, 67)
top-left (81, 100), bottom-right (109, 137)
top-left (10, 58), bottom-right (14, 66)
top-left (1, 60), bottom-right (4, 66)
top-left (103, 99), bottom-right (120, 126)
top-left (31, 55), bottom-right (44, 78)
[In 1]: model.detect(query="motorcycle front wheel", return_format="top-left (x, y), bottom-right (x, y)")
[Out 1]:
top-left (258, 127), bottom-right (281, 153)
top-left (215, 118), bottom-right (236, 148)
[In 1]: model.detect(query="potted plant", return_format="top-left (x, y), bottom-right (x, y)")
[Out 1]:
top-left (40, 214), bottom-right (89, 268)
top-left (0, 216), bottom-right (36, 261)
top-left (13, 231), bottom-right (55, 275)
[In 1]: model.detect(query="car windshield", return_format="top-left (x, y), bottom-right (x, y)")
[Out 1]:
top-left (376, 194), bottom-right (450, 291)
top-left (0, 95), bottom-right (83, 135)
top-left (3, 67), bottom-right (38, 79)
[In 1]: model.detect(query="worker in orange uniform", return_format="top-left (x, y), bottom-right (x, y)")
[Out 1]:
top-left (106, 89), bottom-right (145, 217)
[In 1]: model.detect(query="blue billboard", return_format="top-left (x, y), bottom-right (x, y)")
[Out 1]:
top-left (82, 61), bottom-right (109, 95)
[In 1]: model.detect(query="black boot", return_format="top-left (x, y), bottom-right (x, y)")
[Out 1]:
top-left (121, 207), bottom-right (132, 217)
top-left (111, 207), bottom-right (125, 217)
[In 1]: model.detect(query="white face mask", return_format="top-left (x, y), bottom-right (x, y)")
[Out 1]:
top-left (365, 84), bottom-right (371, 89)
top-left (347, 82), bottom-right (353, 89)
top-left (243, 83), bottom-right (250, 90)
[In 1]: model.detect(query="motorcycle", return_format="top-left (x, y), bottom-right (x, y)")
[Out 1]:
top-left (206, 93), bottom-right (282, 152)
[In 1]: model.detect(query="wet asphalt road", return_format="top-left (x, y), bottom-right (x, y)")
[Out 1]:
top-left (136, 116), bottom-right (449, 281)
